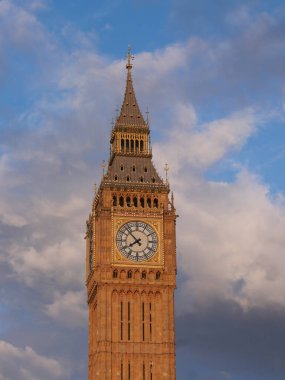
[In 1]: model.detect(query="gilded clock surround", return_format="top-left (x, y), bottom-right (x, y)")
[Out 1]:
top-left (112, 215), bottom-right (164, 267)
top-left (85, 48), bottom-right (177, 380)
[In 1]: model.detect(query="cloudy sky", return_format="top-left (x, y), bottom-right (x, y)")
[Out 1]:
top-left (1, 0), bottom-right (285, 379)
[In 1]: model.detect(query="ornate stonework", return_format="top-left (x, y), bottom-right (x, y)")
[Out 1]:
top-left (85, 48), bottom-right (177, 380)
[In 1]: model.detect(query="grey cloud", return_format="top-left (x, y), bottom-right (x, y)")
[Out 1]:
top-left (175, 301), bottom-right (285, 380)
top-left (0, 340), bottom-right (66, 380)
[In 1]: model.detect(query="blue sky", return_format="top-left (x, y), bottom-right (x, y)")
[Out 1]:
top-left (1, 1), bottom-right (285, 379)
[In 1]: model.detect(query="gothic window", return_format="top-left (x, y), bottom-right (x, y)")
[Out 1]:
top-left (132, 165), bottom-right (136, 172)
top-left (142, 271), bottom-right (146, 279)
top-left (119, 196), bottom-right (124, 207)
top-left (126, 175), bottom-right (130, 182)
top-left (131, 139), bottom-right (134, 152)
top-left (156, 271), bottom-right (161, 280)
top-left (140, 197), bottom-right (144, 208)
top-left (128, 302), bottom-right (131, 341)
top-left (120, 302), bottom-right (123, 340)
top-left (128, 362), bottom-right (131, 380)
top-left (114, 175), bottom-right (118, 181)
top-left (149, 302), bottom-right (152, 340)
top-left (126, 196), bottom-right (131, 207)
top-left (144, 166), bottom-right (148, 173)
top-left (150, 363), bottom-right (153, 380)
top-left (113, 195), bottom-right (117, 206)
top-left (140, 140), bottom-right (143, 151)
top-left (154, 198), bottom-right (158, 208)
top-left (113, 270), bottom-right (118, 278)
top-left (126, 139), bottom-right (130, 152)
top-left (120, 164), bottom-right (124, 171)
top-left (152, 177), bottom-right (155, 183)
top-left (142, 302), bottom-right (145, 341)
top-left (147, 198), bottom-right (151, 208)
top-left (140, 176), bottom-right (144, 182)
top-left (127, 270), bottom-right (132, 279)
top-left (135, 140), bottom-right (139, 151)
top-left (133, 196), bottom-right (138, 207)
top-left (121, 139), bottom-right (124, 151)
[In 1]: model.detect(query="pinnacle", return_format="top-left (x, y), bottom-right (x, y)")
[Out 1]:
top-left (115, 50), bottom-right (147, 128)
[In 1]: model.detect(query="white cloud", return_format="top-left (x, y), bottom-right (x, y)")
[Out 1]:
top-left (8, 238), bottom-right (84, 288)
top-left (153, 103), bottom-right (285, 313)
top-left (0, 0), bottom-right (51, 51)
top-left (154, 105), bottom-right (256, 171)
top-left (0, 340), bottom-right (66, 380)
top-left (45, 290), bottom-right (87, 327)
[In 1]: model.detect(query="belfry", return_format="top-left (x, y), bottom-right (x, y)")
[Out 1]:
top-left (86, 48), bottom-right (177, 379)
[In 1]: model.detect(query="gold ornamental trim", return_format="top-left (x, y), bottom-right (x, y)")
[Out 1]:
top-left (111, 213), bottom-right (164, 268)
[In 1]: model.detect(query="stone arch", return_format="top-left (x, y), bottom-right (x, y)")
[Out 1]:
top-left (149, 271), bottom-right (155, 281)
top-left (127, 270), bottom-right (132, 279)
top-left (147, 197), bottom-right (151, 208)
top-left (120, 270), bottom-right (126, 280)
top-left (133, 196), bottom-right (138, 207)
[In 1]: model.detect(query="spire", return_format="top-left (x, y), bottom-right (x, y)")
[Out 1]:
top-left (116, 46), bottom-right (147, 128)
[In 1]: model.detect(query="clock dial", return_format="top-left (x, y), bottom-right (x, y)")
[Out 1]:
top-left (116, 221), bottom-right (158, 262)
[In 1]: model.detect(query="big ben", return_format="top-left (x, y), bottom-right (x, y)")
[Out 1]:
top-left (85, 48), bottom-right (177, 379)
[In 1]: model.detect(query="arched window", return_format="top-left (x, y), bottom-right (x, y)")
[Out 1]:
top-left (113, 270), bottom-right (118, 278)
top-left (132, 165), bottom-right (136, 172)
top-left (152, 177), bottom-right (155, 183)
top-left (135, 140), bottom-right (139, 152)
top-left (120, 164), bottom-right (124, 171)
top-left (126, 196), bottom-right (131, 207)
top-left (121, 139), bottom-right (124, 151)
top-left (140, 176), bottom-right (144, 182)
top-left (142, 271), bottom-right (146, 279)
top-left (140, 140), bottom-right (144, 151)
top-left (113, 195), bottom-right (117, 206)
top-left (154, 198), bottom-right (158, 208)
top-left (126, 139), bottom-right (130, 152)
top-left (133, 197), bottom-right (138, 207)
top-left (144, 166), bottom-right (148, 173)
top-left (127, 270), bottom-right (132, 279)
top-left (140, 197), bottom-right (144, 208)
top-left (114, 175), bottom-right (118, 181)
top-left (156, 271), bottom-right (161, 280)
top-left (119, 196), bottom-right (124, 207)
top-left (126, 175), bottom-right (130, 182)
top-left (147, 198), bottom-right (151, 208)
top-left (131, 140), bottom-right (134, 152)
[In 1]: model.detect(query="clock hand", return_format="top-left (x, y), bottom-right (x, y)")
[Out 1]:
top-left (126, 227), bottom-right (142, 246)
top-left (129, 238), bottom-right (142, 247)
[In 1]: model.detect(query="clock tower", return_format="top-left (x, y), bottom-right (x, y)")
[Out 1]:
top-left (86, 49), bottom-right (177, 379)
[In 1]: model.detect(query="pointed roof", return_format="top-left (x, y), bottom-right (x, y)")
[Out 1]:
top-left (115, 47), bottom-right (147, 128)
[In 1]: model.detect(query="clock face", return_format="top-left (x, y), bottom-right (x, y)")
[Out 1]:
top-left (116, 221), bottom-right (158, 262)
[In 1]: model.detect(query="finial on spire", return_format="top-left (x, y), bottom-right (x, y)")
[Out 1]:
top-left (126, 45), bottom-right (134, 70)
top-left (164, 163), bottom-right (169, 185)
top-left (101, 160), bottom-right (106, 177)
top-left (146, 106), bottom-right (150, 124)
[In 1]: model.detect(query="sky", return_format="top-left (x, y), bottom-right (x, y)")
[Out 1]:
top-left (1, 0), bottom-right (285, 379)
